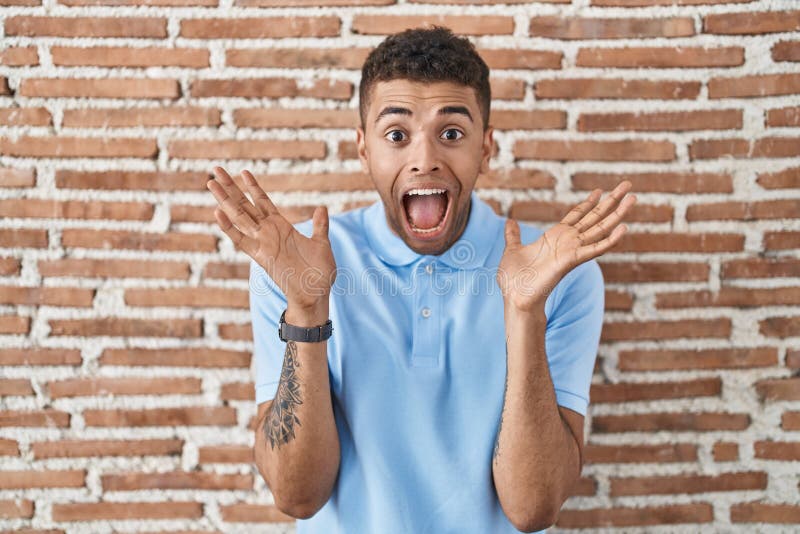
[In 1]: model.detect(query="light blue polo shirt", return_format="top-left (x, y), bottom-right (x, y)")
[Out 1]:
top-left (250, 190), bottom-right (605, 533)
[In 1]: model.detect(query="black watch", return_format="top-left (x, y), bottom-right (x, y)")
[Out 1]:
top-left (278, 309), bottom-right (333, 343)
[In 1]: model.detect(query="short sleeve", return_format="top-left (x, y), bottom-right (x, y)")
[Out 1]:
top-left (545, 259), bottom-right (605, 417)
top-left (249, 258), bottom-right (288, 405)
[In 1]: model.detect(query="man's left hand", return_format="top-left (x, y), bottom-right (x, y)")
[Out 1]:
top-left (497, 180), bottom-right (637, 312)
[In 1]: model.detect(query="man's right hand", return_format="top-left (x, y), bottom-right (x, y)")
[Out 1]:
top-left (206, 166), bottom-right (336, 318)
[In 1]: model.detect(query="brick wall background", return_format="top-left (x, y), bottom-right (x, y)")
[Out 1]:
top-left (1, 0), bottom-right (799, 531)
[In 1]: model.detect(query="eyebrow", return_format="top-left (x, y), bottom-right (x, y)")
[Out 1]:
top-left (374, 105), bottom-right (473, 125)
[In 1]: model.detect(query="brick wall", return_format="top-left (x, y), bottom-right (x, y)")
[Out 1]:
top-left (1, 0), bottom-right (799, 531)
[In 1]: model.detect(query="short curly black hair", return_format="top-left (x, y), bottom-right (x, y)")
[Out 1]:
top-left (358, 25), bottom-right (491, 132)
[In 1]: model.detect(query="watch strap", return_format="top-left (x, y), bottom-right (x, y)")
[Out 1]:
top-left (278, 309), bottom-right (333, 343)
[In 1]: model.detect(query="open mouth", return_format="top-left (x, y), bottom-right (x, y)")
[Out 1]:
top-left (401, 187), bottom-right (452, 240)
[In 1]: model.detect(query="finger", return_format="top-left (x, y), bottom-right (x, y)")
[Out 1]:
top-left (211, 166), bottom-right (262, 223)
top-left (575, 223), bottom-right (628, 264)
top-left (573, 181), bottom-right (633, 234)
top-left (504, 218), bottom-right (521, 248)
top-left (312, 205), bottom-right (330, 242)
top-left (561, 188), bottom-right (602, 226)
top-left (241, 170), bottom-right (280, 217)
top-left (207, 173), bottom-right (260, 235)
top-left (578, 193), bottom-right (636, 245)
top-left (213, 207), bottom-right (259, 257)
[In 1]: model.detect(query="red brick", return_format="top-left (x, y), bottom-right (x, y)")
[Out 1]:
top-left (571, 477), bottom-right (597, 496)
top-left (103, 472), bottom-right (252, 491)
top-left (784, 412), bottom-right (800, 430)
top-left (760, 316), bottom-right (800, 338)
top-left (573, 171), bottom-right (732, 193)
top-left (759, 166), bottom-right (800, 188)
top-left (755, 377), bottom-right (800, 401)
top-left (492, 78), bottom-right (526, 100)
top-left (60, 0), bottom-right (217, 4)
top-left (61, 229), bottom-right (217, 252)
top-left (0, 348), bottom-right (81, 366)
top-left (594, 0), bottom-right (753, 4)
top-left (611, 472), bottom-right (766, 496)
top-left (5, 16), bottom-right (166, 38)
top-left (657, 287), bottom-right (800, 309)
top-left (99, 348), bottom-right (250, 368)
top-left (514, 139), bottom-right (675, 161)
top-left (766, 106), bottom-right (800, 127)
top-left (0, 167), bottom-right (36, 187)
top-left (691, 137), bottom-right (800, 159)
top-left (577, 46), bottom-right (743, 68)
top-left (478, 48), bottom-right (562, 70)
top-left (220, 382), bottom-right (254, 401)
top-left (490, 109), bottom-right (565, 130)
top-left (476, 168), bottom-right (555, 190)
top-left (63, 107), bottom-right (220, 128)
top-left (32, 439), bottom-right (183, 459)
top-left (530, 16), bottom-right (694, 39)
top-left (52, 46), bottom-right (209, 67)
top-left (578, 109), bottom-right (742, 132)
top-left (226, 47), bottom-right (369, 69)
top-left (590, 378), bottom-right (721, 403)
top-left (0, 410), bottom-right (70, 427)
top-left (599, 261), bottom-right (709, 283)
top-left (173, 203), bottom-right (315, 225)
top-left (602, 318), bottom-right (731, 341)
top-left (764, 231), bottom-right (800, 250)
top-left (0, 315), bottom-right (30, 334)
top-left (731, 502), bottom-right (800, 523)
top-left (0, 379), bottom-right (34, 396)
top-left (556, 503), bottom-right (713, 528)
top-left (125, 287), bottom-right (248, 308)
top-left (0, 258), bottom-right (21, 276)
top-left (754, 441), bottom-right (800, 461)
top-left (56, 169), bottom-right (209, 191)
top-left (607, 232), bottom-right (743, 253)
top-left (709, 73), bottom-right (800, 98)
top-left (722, 257), bottom-right (800, 279)
top-left (218, 323), bottom-right (252, 341)
top-left (585, 443), bottom-right (697, 464)
top-left (0, 136), bottom-right (157, 158)
top-left (19, 78), bottom-right (179, 99)
top-left (52, 502), bottom-right (203, 521)
top-left (704, 10), bottom-right (800, 35)
top-left (0, 199), bottom-right (153, 220)
top-left (618, 347), bottom-right (777, 372)
top-left (0, 107), bottom-right (51, 127)
top-left (198, 445), bottom-right (253, 464)
top-left (0, 499), bottom-right (34, 519)
top-left (168, 139), bottom-right (326, 160)
top-left (0, 438), bottom-right (19, 456)
top-left (604, 290), bottom-right (633, 311)
top-left (190, 78), bottom-right (351, 100)
top-left (203, 262), bottom-right (249, 280)
top-left (536, 78), bottom-right (700, 99)
top-left (0, 78), bottom-right (8, 95)
top-left (180, 17), bottom-right (340, 38)
top-left (219, 503), bottom-right (294, 523)
top-left (39, 258), bottom-right (190, 280)
top-left (84, 407), bottom-right (236, 427)
top-left (688, 199), bottom-right (800, 220)
top-left (352, 15), bottom-right (513, 35)
top-left (0, 46), bottom-right (39, 66)
top-left (510, 199), bottom-right (670, 222)
top-left (234, 108), bottom-right (356, 129)
top-left (0, 470), bottom-right (85, 489)
top-left (788, 349), bottom-right (800, 369)
top-left (0, 286), bottom-right (93, 307)
top-left (48, 317), bottom-right (202, 338)
top-left (593, 412), bottom-right (750, 433)
top-left (713, 442), bottom-right (739, 462)
top-left (48, 377), bottom-right (202, 398)
top-left (773, 40), bottom-right (800, 62)
top-left (237, 0), bottom-right (391, 5)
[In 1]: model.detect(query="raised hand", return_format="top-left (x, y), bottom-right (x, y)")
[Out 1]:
top-left (206, 166), bottom-right (336, 311)
top-left (497, 181), bottom-right (637, 312)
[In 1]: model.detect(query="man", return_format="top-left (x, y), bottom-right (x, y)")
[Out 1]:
top-left (206, 26), bottom-right (636, 533)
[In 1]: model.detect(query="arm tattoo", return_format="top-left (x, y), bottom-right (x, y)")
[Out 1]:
top-left (493, 339), bottom-right (510, 464)
top-left (265, 340), bottom-right (303, 450)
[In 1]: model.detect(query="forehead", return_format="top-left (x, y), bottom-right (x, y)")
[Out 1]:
top-left (367, 79), bottom-right (479, 118)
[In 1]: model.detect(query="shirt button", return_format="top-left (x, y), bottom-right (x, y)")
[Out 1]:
top-left (421, 307), bottom-right (431, 318)
top-left (425, 263), bottom-right (434, 274)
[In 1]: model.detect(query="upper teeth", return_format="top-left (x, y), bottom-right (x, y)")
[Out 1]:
top-left (406, 188), bottom-right (446, 196)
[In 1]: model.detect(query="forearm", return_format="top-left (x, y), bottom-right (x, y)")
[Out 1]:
top-left (255, 301), bottom-right (340, 518)
top-left (492, 302), bottom-right (580, 530)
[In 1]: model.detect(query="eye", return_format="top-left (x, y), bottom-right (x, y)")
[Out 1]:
top-left (441, 128), bottom-right (464, 141)
top-left (385, 130), bottom-right (407, 143)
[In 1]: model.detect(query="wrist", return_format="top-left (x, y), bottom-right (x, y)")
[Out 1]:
top-left (285, 299), bottom-right (330, 327)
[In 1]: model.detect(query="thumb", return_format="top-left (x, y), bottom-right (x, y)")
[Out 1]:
top-left (504, 218), bottom-right (521, 248)
top-left (311, 205), bottom-right (330, 242)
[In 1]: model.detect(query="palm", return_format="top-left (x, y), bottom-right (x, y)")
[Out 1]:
top-left (207, 166), bottom-right (336, 308)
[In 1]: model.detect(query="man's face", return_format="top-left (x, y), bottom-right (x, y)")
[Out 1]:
top-left (356, 79), bottom-right (494, 256)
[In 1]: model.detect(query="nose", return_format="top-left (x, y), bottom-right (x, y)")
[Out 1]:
top-left (409, 133), bottom-right (440, 174)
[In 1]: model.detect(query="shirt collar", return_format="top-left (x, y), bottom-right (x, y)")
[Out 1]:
top-left (362, 190), bottom-right (502, 270)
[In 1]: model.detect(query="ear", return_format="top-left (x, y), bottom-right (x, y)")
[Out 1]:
top-left (479, 125), bottom-right (494, 175)
top-left (356, 126), bottom-right (369, 175)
